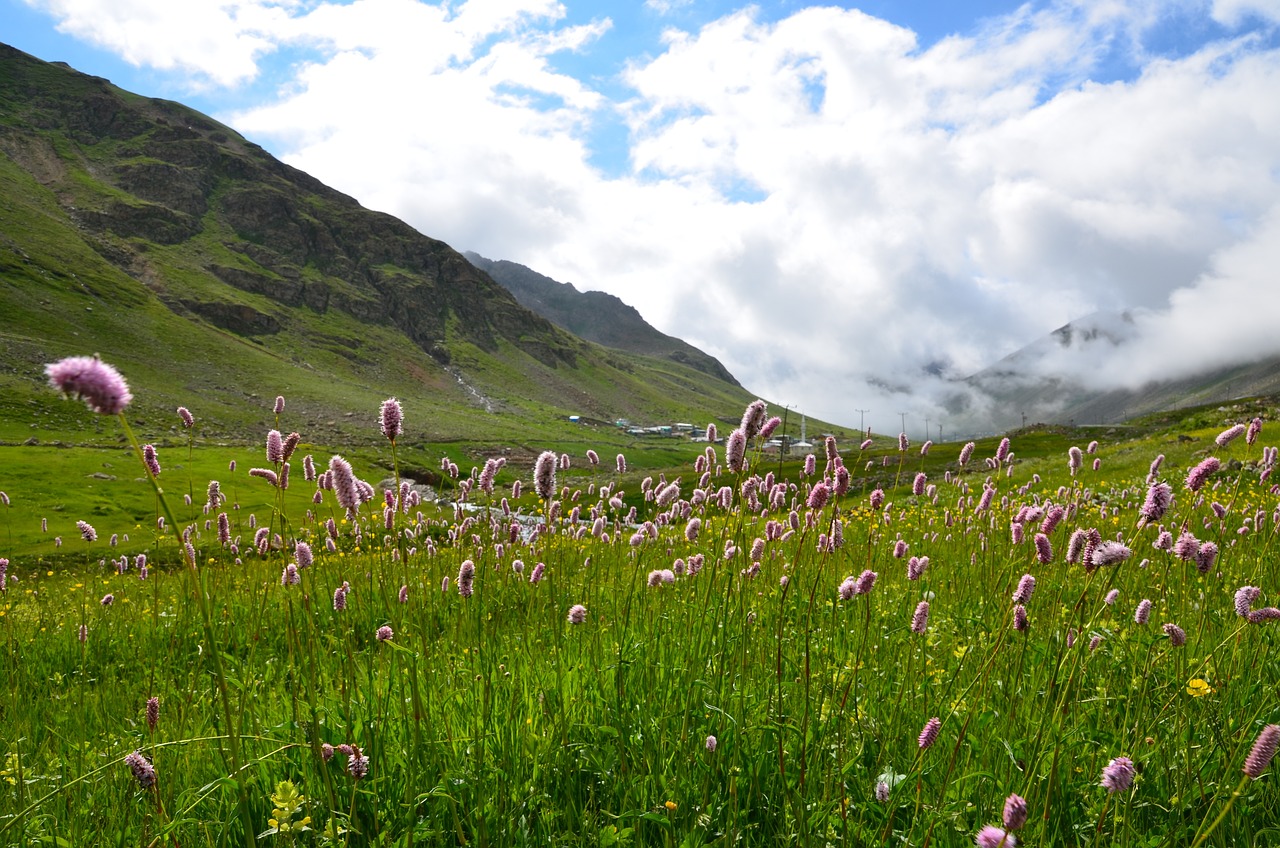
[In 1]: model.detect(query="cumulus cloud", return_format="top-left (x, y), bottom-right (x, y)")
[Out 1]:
top-left (21, 0), bottom-right (1280, 434)
top-left (26, 0), bottom-right (287, 86)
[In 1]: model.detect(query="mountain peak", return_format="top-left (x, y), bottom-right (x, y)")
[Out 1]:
top-left (465, 252), bottom-right (740, 387)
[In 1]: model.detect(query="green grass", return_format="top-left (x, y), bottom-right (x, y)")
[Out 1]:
top-left (0, 397), bottom-right (1277, 847)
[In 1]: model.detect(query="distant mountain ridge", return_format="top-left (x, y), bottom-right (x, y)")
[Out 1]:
top-left (960, 311), bottom-right (1280, 430)
top-left (465, 253), bottom-right (740, 387)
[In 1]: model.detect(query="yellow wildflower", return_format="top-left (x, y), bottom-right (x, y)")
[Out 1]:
top-left (1186, 678), bottom-right (1213, 698)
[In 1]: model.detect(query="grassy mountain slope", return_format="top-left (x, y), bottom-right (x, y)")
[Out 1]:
top-left (0, 43), bottom-right (786, 452)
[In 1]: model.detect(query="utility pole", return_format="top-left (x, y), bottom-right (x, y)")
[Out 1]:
top-left (924, 417), bottom-right (930, 443)
top-left (778, 405), bottom-right (792, 471)
top-left (856, 409), bottom-right (870, 436)
top-left (1021, 411), bottom-right (1027, 429)
top-left (898, 411), bottom-right (907, 437)
top-left (937, 422), bottom-right (943, 443)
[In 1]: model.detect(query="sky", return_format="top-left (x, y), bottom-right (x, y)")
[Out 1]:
top-left (5, 0), bottom-right (1280, 437)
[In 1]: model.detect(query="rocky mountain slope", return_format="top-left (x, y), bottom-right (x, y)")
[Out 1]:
top-left (465, 253), bottom-right (740, 386)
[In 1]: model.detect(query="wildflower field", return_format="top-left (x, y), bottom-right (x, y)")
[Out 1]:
top-left (1, 359), bottom-right (1278, 847)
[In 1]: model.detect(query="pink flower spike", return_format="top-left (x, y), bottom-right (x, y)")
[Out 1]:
top-left (46, 355), bottom-right (132, 415)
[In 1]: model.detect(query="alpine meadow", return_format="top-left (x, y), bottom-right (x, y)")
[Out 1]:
top-left (1, 29), bottom-right (1279, 848)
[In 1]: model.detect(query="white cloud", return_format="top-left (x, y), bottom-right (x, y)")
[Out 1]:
top-left (644, 0), bottom-right (692, 15)
top-left (1213, 0), bottom-right (1280, 27)
top-left (22, 0), bottom-right (1280, 434)
top-left (26, 0), bottom-right (289, 85)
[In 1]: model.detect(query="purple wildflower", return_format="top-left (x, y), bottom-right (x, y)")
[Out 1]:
top-left (77, 520), bottom-right (97, 542)
top-left (760, 416), bottom-right (781, 440)
top-left (177, 406), bottom-right (194, 428)
top-left (100, 593), bottom-right (114, 606)
top-left (705, 735), bottom-right (718, 753)
top-left (399, 584), bottom-right (409, 603)
top-left (1012, 574), bottom-right (1035, 605)
top-left (1003, 794), bottom-right (1027, 830)
top-left (376, 625), bottom-right (393, 642)
top-left (380, 397), bottom-right (402, 441)
top-left (807, 481), bottom-right (830, 510)
top-left (996, 437), bottom-right (1011, 463)
top-left (1247, 417), bottom-right (1263, 446)
top-left (458, 560), bottom-right (476, 597)
top-left (1139, 482), bottom-right (1172, 523)
top-left (1216, 423), bottom-right (1246, 447)
top-left (976, 826), bottom-right (1015, 848)
top-left (529, 562), bottom-right (545, 584)
top-left (893, 540), bottom-right (908, 559)
top-left (1040, 504), bottom-right (1065, 535)
top-left (898, 432), bottom-right (909, 451)
top-left (1195, 541), bottom-right (1218, 574)
top-left (266, 430), bottom-right (284, 464)
top-left (1134, 599), bottom-right (1152, 625)
top-left (567, 604), bottom-right (588, 624)
top-left (533, 450), bottom-right (557, 500)
top-left (918, 717), bottom-right (941, 749)
top-left (725, 429), bottom-right (747, 473)
top-left (1236, 586), bottom-right (1261, 617)
top-left (295, 540), bottom-right (313, 569)
top-left (1034, 533), bottom-right (1053, 564)
top-left (740, 400), bottom-right (767, 440)
top-left (875, 781), bottom-right (890, 802)
top-left (911, 601), bottom-right (929, 634)
top-left (1091, 541), bottom-right (1132, 567)
top-left (912, 472), bottom-right (926, 497)
top-left (146, 697), bottom-right (159, 731)
top-left (248, 468), bottom-right (279, 487)
top-left (1163, 622), bottom-right (1187, 646)
top-left (959, 441), bottom-right (975, 466)
top-left (124, 751), bottom-right (156, 789)
top-left (1244, 725), bottom-right (1280, 779)
top-left (329, 455), bottom-right (361, 512)
top-left (273, 395), bottom-right (285, 415)
top-left (1068, 446), bottom-right (1083, 474)
top-left (282, 564), bottom-right (300, 585)
top-left (1172, 531), bottom-right (1200, 561)
top-left (347, 748), bottom-right (369, 780)
top-left (1185, 457), bottom-right (1220, 492)
top-left (1100, 757), bottom-right (1135, 793)
top-left (332, 584), bottom-right (348, 611)
top-left (142, 444), bottom-right (161, 477)
top-left (46, 355), bottom-right (132, 415)
top-left (1008, 607), bottom-right (1029, 635)
top-left (854, 569), bottom-right (877, 595)
top-left (1249, 607), bottom-right (1280, 623)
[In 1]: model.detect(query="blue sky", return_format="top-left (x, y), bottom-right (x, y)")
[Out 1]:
top-left (5, 1), bottom-right (1280, 432)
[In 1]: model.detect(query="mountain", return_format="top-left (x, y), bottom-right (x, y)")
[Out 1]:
top-left (465, 253), bottom-right (740, 387)
top-left (959, 311), bottom-right (1280, 431)
top-left (0, 43), bottom-right (761, 448)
